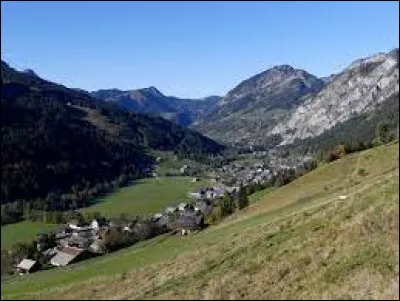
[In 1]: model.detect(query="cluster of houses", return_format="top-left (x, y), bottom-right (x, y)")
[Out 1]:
top-left (212, 153), bottom-right (314, 188)
top-left (16, 217), bottom-right (110, 274)
top-left (14, 184), bottom-right (232, 275)
top-left (154, 185), bottom-right (231, 232)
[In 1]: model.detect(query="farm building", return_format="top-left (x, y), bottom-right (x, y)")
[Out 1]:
top-left (176, 214), bottom-right (204, 234)
top-left (50, 246), bottom-right (89, 267)
top-left (16, 259), bottom-right (39, 274)
top-left (68, 219), bottom-right (89, 231)
top-left (90, 217), bottom-right (108, 229)
top-left (195, 199), bottom-right (213, 215)
top-left (165, 206), bottom-right (177, 214)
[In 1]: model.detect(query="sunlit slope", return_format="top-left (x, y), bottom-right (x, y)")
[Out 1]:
top-left (2, 142), bottom-right (398, 300)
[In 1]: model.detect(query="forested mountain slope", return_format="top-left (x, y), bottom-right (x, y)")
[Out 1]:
top-left (1, 61), bottom-right (224, 212)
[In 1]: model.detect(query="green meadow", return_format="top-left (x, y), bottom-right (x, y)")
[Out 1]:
top-left (1, 221), bottom-right (59, 250)
top-left (80, 176), bottom-right (211, 218)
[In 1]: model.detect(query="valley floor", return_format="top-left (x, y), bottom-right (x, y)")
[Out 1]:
top-left (1, 143), bottom-right (399, 300)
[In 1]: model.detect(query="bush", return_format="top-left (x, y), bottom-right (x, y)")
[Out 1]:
top-left (208, 206), bottom-right (223, 224)
top-left (325, 144), bottom-right (346, 163)
top-left (237, 186), bottom-right (249, 210)
top-left (220, 193), bottom-right (236, 216)
top-left (357, 168), bottom-right (368, 177)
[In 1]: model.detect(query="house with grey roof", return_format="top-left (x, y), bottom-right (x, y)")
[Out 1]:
top-left (176, 214), bottom-right (204, 235)
top-left (153, 213), bottom-right (163, 221)
top-left (195, 199), bottom-right (213, 215)
top-left (42, 248), bottom-right (58, 260)
top-left (165, 206), bottom-right (177, 214)
top-left (16, 259), bottom-right (38, 274)
top-left (68, 219), bottom-right (89, 231)
top-left (50, 246), bottom-right (88, 267)
top-left (178, 202), bottom-right (188, 211)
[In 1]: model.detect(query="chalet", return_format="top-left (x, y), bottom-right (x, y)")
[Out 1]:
top-left (195, 199), bottom-right (213, 215)
top-left (155, 214), bottom-right (170, 228)
top-left (165, 206), bottom-right (177, 214)
top-left (42, 248), bottom-right (58, 260)
top-left (205, 190), bottom-right (216, 199)
top-left (153, 213), bottom-right (163, 221)
top-left (178, 202), bottom-right (188, 211)
top-left (214, 187), bottom-right (225, 197)
top-left (176, 214), bottom-right (204, 235)
top-left (122, 221), bottom-right (136, 232)
top-left (226, 186), bottom-right (239, 193)
top-left (50, 246), bottom-right (88, 267)
top-left (68, 236), bottom-right (92, 249)
top-left (55, 232), bottom-right (72, 246)
top-left (188, 191), bottom-right (202, 199)
top-left (16, 259), bottom-right (38, 275)
top-left (90, 217), bottom-right (108, 230)
top-left (68, 219), bottom-right (89, 231)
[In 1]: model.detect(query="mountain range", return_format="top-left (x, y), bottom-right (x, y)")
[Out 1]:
top-left (90, 87), bottom-right (221, 127)
top-left (192, 65), bottom-right (326, 147)
top-left (270, 48), bottom-right (399, 146)
top-left (88, 48), bottom-right (398, 152)
top-left (1, 48), bottom-right (398, 207)
top-left (194, 49), bottom-right (399, 149)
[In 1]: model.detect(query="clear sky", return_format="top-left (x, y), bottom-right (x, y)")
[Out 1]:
top-left (1, 1), bottom-right (399, 98)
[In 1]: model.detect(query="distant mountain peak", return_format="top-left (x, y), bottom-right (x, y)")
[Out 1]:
top-left (23, 69), bottom-right (38, 77)
top-left (141, 86), bottom-right (164, 97)
top-left (270, 64), bottom-right (295, 72)
top-left (1, 60), bottom-right (12, 72)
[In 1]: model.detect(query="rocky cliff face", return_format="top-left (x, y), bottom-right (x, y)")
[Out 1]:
top-left (192, 65), bottom-right (325, 146)
top-left (270, 49), bottom-right (399, 145)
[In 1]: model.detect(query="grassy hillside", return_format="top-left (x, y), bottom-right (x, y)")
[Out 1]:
top-left (2, 143), bottom-right (398, 300)
top-left (1, 221), bottom-right (59, 250)
top-left (80, 177), bottom-right (211, 218)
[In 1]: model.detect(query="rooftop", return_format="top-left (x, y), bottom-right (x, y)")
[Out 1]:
top-left (17, 259), bottom-right (37, 271)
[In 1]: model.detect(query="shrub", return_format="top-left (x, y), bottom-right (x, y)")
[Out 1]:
top-left (209, 206), bottom-right (223, 224)
top-left (357, 168), bottom-right (368, 176)
top-left (237, 186), bottom-right (249, 210)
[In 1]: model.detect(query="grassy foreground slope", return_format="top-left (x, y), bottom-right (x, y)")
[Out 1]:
top-left (1, 143), bottom-right (398, 300)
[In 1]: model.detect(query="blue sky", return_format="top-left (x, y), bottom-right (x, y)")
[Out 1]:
top-left (1, 1), bottom-right (399, 98)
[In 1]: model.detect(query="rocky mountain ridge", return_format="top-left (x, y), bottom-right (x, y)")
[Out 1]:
top-left (270, 49), bottom-right (399, 145)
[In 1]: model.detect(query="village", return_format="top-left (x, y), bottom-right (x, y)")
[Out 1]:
top-left (13, 151), bottom-right (315, 276)
top-left (207, 151), bottom-right (314, 188)
top-left (13, 183), bottom-right (232, 275)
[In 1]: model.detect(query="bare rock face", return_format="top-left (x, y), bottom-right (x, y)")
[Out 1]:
top-left (193, 65), bottom-right (325, 146)
top-left (269, 49), bottom-right (399, 145)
